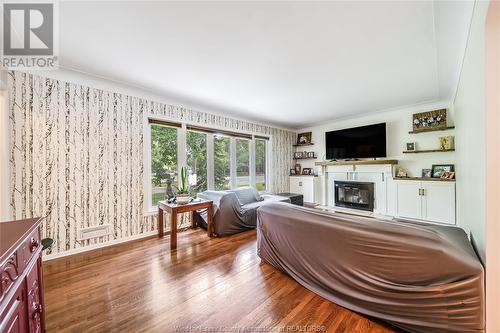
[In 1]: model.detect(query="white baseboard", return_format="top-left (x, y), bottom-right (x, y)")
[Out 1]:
top-left (42, 230), bottom-right (158, 261)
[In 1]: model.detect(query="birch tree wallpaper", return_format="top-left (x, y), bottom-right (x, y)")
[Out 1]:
top-left (9, 71), bottom-right (295, 255)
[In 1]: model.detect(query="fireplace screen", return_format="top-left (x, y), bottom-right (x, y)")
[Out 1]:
top-left (334, 181), bottom-right (374, 212)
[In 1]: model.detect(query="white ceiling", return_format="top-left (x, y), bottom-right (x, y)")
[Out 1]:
top-left (58, 1), bottom-right (474, 128)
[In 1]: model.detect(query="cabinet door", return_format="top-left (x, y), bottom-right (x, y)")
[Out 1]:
top-left (300, 178), bottom-right (314, 203)
top-left (289, 177), bottom-right (314, 202)
top-left (289, 177), bottom-right (300, 193)
top-left (396, 182), bottom-right (422, 220)
top-left (26, 257), bottom-right (43, 333)
top-left (422, 182), bottom-right (456, 225)
top-left (302, 177), bottom-right (315, 202)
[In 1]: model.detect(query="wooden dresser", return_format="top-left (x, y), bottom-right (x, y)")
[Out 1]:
top-left (0, 218), bottom-right (45, 333)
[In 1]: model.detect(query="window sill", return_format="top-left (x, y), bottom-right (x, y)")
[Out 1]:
top-left (144, 209), bottom-right (158, 216)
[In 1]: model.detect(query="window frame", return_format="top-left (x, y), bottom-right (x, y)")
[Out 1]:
top-left (145, 119), bottom-right (181, 212)
top-left (145, 117), bottom-right (271, 213)
top-left (186, 128), bottom-right (209, 196)
top-left (235, 137), bottom-right (251, 188)
top-left (254, 137), bottom-right (269, 192)
top-left (214, 133), bottom-right (232, 191)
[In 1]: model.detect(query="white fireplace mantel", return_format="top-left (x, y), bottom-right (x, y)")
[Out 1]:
top-left (316, 160), bottom-right (398, 216)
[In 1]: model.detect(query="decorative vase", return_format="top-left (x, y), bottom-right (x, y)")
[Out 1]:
top-left (176, 194), bottom-right (190, 205)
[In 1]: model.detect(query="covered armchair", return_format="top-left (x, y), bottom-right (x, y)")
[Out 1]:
top-left (195, 187), bottom-right (290, 236)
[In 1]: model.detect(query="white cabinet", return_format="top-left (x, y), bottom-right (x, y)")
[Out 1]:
top-left (290, 176), bottom-right (322, 204)
top-left (395, 180), bottom-right (455, 225)
top-left (396, 182), bottom-right (422, 220)
top-left (422, 182), bottom-right (456, 224)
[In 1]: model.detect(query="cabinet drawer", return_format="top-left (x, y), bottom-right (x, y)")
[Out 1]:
top-left (18, 228), bottom-right (41, 274)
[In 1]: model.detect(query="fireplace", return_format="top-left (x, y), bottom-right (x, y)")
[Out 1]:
top-left (334, 181), bottom-right (374, 212)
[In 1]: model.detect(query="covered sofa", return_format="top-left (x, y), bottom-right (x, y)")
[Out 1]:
top-left (196, 187), bottom-right (290, 236)
top-left (257, 202), bottom-right (484, 333)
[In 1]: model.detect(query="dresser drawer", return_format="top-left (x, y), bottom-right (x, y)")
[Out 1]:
top-left (0, 227), bottom-right (40, 304)
top-left (18, 228), bottom-right (41, 274)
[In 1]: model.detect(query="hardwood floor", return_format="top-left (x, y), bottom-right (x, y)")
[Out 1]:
top-left (43, 229), bottom-right (401, 333)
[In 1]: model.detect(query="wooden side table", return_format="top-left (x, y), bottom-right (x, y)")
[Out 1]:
top-left (158, 200), bottom-right (214, 250)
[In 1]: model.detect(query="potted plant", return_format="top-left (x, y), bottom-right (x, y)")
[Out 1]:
top-left (175, 166), bottom-right (191, 204)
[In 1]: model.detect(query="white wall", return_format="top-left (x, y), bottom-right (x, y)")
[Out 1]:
top-left (433, 0), bottom-right (475, 103)
top-left (454, 1), bottom-right (489, 262)
top-left (296, 101), bottom-right (455, 178)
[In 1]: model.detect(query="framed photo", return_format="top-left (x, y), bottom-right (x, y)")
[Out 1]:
top-left (297, 132), bottom-right (312, 145)
top-left (431, 164), bottom-right (454, 178)
top-left (396, 167), bottom-right (408, 178)
top-left (438, 136), bottom-right (454, 150)
top-left (406, 142), bottom-right (416, 151)
top-left (302, 168), bottom-right (312, 175)
top-left (290, 168), bottom-right (296, 175)
top-left (293, 152), bottom-right (304, 159)
top-left (412, 109), bottom-right (447, 132)
top-left (422, 168), bottom-right (432, 178)
top-left (295, 163), bottom-right (301, 175)
top-left (307, 151), bottom-right (315, 158)
top-left (441, 171), bottom-right (455, 180)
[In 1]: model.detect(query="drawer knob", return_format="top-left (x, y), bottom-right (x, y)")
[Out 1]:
top-left (30, 237), bottom-right (39, 251)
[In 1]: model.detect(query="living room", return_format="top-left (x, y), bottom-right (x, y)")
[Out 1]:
top-left (1, 1), bottom-right (499, 333)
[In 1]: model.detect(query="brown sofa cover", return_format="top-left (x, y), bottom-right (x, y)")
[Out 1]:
top-left (257, 203), bottom-right (484, 333)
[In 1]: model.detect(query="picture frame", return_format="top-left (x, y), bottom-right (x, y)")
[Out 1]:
top-left (422, 168), bottom-right (432, 178)
top-left (396, 167), bottom-right (408, 178)
top-left (412, 109), bottom-right (447, 132)
top-left (441, 171), bottom-right (455, 180)
top-left (297, 132), bottom-right (312, 145)
top-left (302, 168), bottom-right (312, 175)
top-left (290, 168), bottom-right (296, 175)
top-left (431, 164), bottom-right (454, 178)
top-left (438, 136), bottom-right (454, 150)
top-left (406, 142), bottom-right (416, 151)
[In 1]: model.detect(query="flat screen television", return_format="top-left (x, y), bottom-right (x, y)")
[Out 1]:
top-left (325, 123), bottom-right (387, 160)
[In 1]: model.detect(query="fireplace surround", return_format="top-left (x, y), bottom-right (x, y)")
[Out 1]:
top-left (334, 181), bottom-right (374, 212)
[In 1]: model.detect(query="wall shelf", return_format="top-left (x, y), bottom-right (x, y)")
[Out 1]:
top-left (403, 149), bottom-right (455, 154)
top-left (408, 126), bottom-right (455, 134)
top-left (315, 159), bottom-right (398, 166)
top-left (394, 177), bottom-right (456, 182)
top-left (293, 157), bottom-right (318, 160)
top-left (293, 143), bottom-right (315, 147)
